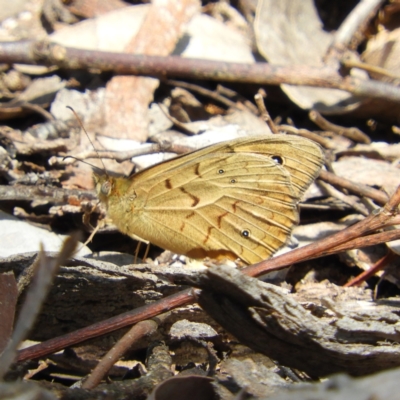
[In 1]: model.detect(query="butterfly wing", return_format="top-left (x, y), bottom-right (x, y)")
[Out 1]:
top-left (130, 134), bottom-right (323, 199)
top-left (126, 152), bottom-right (298, 264)
top-left (97, 135), bottom-right (324, 264)
top-left (226, 135), bottom-right (324, 198)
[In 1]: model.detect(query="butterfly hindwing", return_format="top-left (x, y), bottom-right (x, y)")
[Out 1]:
top-left (129, 152), bottom-right (299, 264)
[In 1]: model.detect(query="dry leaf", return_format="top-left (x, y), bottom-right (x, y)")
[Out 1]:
top-left (333, 156), bottom-right (400, 195)
top-left (102, 0), bottom-right (200, 142)
top-left (254, 0), bottom-right (364, 112)
top-left (0, 210), bottom-right (91, 258)
top-left (0, 76), bottom-right (65, 120)
top-left (362, 27), bottom-right (400, 84)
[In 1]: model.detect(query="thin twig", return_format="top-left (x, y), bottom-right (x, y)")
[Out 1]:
top-left (280, 125), bottom-right (336, 149)
top-left (82, 316), bottom-right (165, 389)
top-left (158, 103), bottom-right (199, 135)
top-left (318, 180), bottom-right (369, 216)
top-left (300, 227), bottom-right (400, 258)
top-left (254, 92), bottom-right (278, 134)
top-left (319, 170), bottom-right (389, 205)
top-left (309, 110), bottom-right (371, 143)
top-left (17, 288), bottom-right (195, 362)
top-left (54, 143), bottom-right (169, 166)
top-left (20, 102), bottom-right (55, 121)
top-left (165, 79), bottom-right (238, 109)
top-left (341, 56), bottom-right (400, 81)
top-left (344, 250), bottom-right (398, 287)
top-left (216, 84), bottom-right (260, 114)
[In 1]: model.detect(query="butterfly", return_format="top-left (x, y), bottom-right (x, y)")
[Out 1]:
top-left (93, 134), bottom-right (324, 264)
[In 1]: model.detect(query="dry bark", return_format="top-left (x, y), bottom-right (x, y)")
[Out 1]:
top-left (188, 264), bottom-right (400, 377)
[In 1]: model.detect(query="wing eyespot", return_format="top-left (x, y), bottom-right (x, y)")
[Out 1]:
top-left (218, 169), bottom-right (225, 174)
top-left (272, 155), bottom-right (284, 165)
top-left (241, 229), bottom-right (250, 238)
top-left (230, 179), bottom-right (236, 184)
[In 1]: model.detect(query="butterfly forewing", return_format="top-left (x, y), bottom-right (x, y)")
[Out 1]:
top-left (130, 135), bottom-right (323, 198)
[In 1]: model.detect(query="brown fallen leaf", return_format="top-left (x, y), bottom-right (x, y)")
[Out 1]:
top-left (103, 0), bottom-right (200, 142)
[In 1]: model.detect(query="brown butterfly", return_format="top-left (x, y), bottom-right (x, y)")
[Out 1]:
top-left (94, 134), bottom-right (324, 264)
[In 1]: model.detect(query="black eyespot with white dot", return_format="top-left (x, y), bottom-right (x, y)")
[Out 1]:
top-left (272, 155), bottom-right (284, 165)
top-left (230, 179), bottom-right (236, 184)
top-left (241, 230), bottom-right (250, 238)
top-left (218, 169), bottom-right (225, 174)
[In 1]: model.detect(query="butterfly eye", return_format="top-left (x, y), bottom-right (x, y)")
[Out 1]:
top-left (272, 155), bottom-right (284, 165)
top-left (241, 230), bottom-right (250, 238)
top-left (101, 181), bottom-right (112, 196)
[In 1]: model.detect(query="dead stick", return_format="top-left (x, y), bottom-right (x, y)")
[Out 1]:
top-left (82, 318), bottom-right (160, 389)
top-left (314, 227), bottom-right (400, 257)
top-left (344, 250), bottom-right (398, 287)
top-left (319, 170), bottom-right (389, 205)
top-left (309, 110), bottom-right (370, 143)
top-left (1, 41), bottom-right (400, 102)
top-left (17, 289), bottom-right (194, 362)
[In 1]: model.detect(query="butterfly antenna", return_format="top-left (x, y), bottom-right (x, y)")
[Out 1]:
top-left (62, 155), bottom-right (103, 171)
top-left (67, 106), bottom-right (109, 176)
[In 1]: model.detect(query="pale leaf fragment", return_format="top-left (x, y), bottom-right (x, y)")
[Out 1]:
top-left (254, 0), bottom-right (358, 111)
top-left (362, 27), bottom-right (400, 84)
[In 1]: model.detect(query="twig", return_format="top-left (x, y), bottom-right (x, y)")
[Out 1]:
top-left (299, 227), bottom-right (400, 258)
top-left (216, 85), bottom-right (260, 114)
top-left (82, 316), bottom-right (166, 389)
top-left (344, 250), bottom-right (398, 287)
top-left (1, 41), bottom-right (400, 102)
top-left (158, 103), bottom-right (199, 135)
top-left (254, 92), bottom-right (278, 134)
top-left (17, 288), bottom-right (195, 362)
top-left (309, 110), bottom-right (371, 143)
top-left (165, 79), bottom-right (237, 109)
top-left (0, 184), bottom-right (96, 203)
top-left (280, 125), bottom-right (335, 149)
top-left (341, 56), bottom-right (400, 81)
top-left (19, 102), bottom-right (55, 121)
top-left (319, 170), bottom-right (389, 205)
top-left (318, 180), bottom-right (369, 216)
top-left (53, 142), bottom-right (171, 166)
